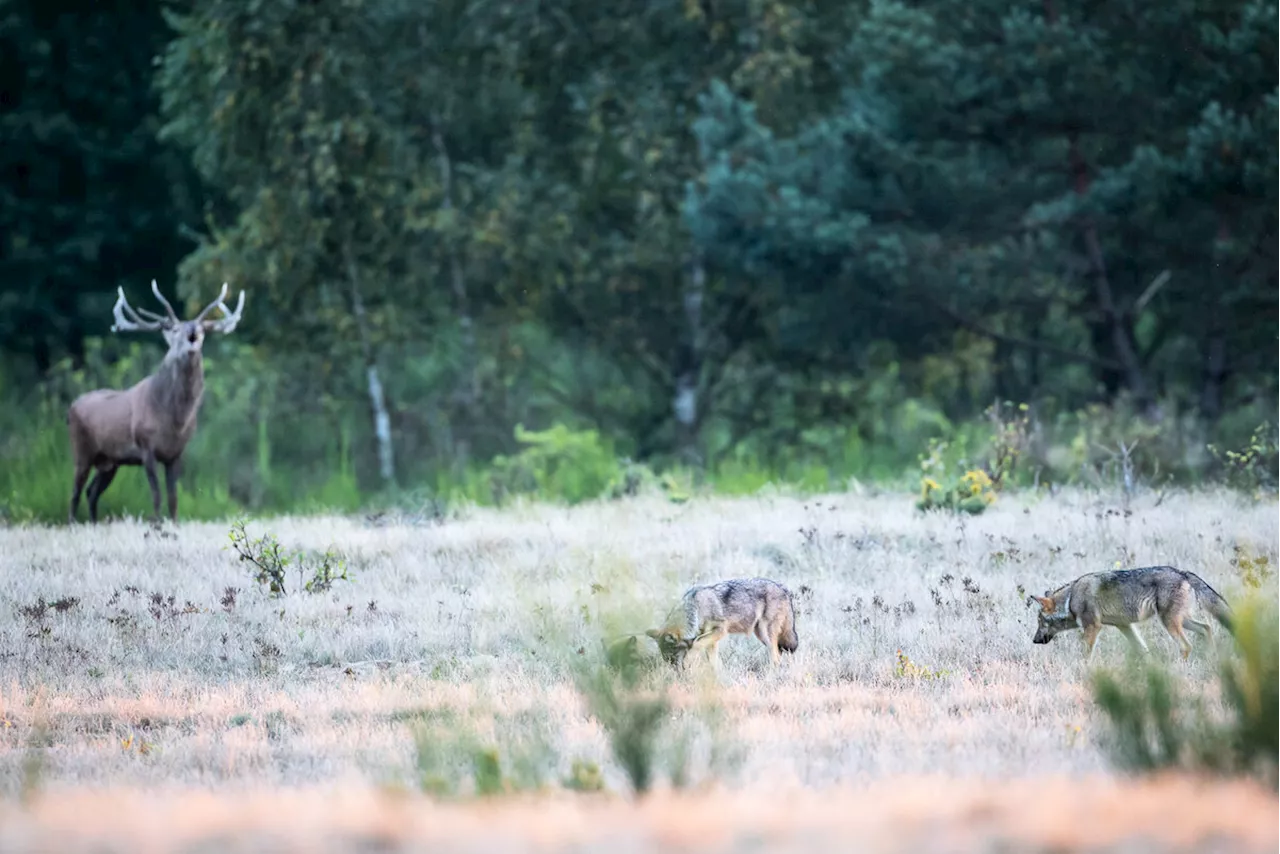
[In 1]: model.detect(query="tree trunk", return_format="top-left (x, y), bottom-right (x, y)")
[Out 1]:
top-left (1200, 334), bottom-right (1227, 421)
top-left (430, 114), bottom-right (480, 465)
top-left (1067, 137), bottom-right (1153, 413)
top-left (992, 337), bottom-right (1009, 407)
top-left (1200, 217), bottom-right (1233, 422)
top-left (343, 239), bottom-right (396, 487)
top-left (673, 253), bottom-right (706, 466)
top-left (1041, 0), bottom-right (1153, 414)
top-left (1027, 316), bottom-right (1042, 399)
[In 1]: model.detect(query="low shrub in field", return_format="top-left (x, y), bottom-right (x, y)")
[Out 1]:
top-left (1091, 595), bottom-right (1278, 789)
top-left (917, 467), bottom-right (997, 514)
top-left (410, 708), bottom-right (555, 798)
top-left (227, 519), bottom-right (351, 597)
top-left (915, 401), bottom-right (1026, 514)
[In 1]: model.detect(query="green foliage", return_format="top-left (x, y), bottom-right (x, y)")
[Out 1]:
top-left (1092, 658), bottom-right (1191, 772)
top-left (3, 0), bottom-right (1278, 515)
top-left (573, 661), bottom-right (672, 796)
top-left (489, 424), bottom-right (621, 506)
top-left (563, 759), bottom-right (605, 793)
top-left (5, 0), bottom-right (1277, 507)
top-left (894, 649), bottom-right (952, 681)
top-left (0, 2), bottom-right (203, 373)
top-left (573, 625), bottom-right (739, 797)
top-left (913, 401), bottom-right (1033, 513)
top-left (227, 519), bottom-right (351, 598)
top-left (1091, 595), bottom-right (1278, 789)
top-left (227, 519), bottom-right (291, 597)
top-left (1209, 421), bottom-right (1279, 496)
top-left (410, 708), bottom-right (554, 799)
top-left (916, 466), bottom-right (997, 515)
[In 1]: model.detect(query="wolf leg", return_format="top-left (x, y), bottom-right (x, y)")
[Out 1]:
top-left (1160, 613), bottom-right (1194, 659)
top-left (754, 621), bottom-right (781, 666)
top-left (1081, 623), bottom-right (1101, 664)
top-left (1184, 618), bottom-right (1215, 653)
top-left (690, 623), bottom-right (728, 673)
top-left (1116, 624), bottom-right (1150, 656)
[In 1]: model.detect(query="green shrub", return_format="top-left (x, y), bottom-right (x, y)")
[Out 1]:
top-left (489, 423), bottom-right (621, 505)
top-left (1091, 595), bottom-right (1278, 789)
top-left (916, 448), bottom-right (998, 515)
top-left (410, 708), bottom-right (554, 798)
top-left (1208, 421), bottom-right (1279, 496)
top-left (226, 518), bottom-right (351, 597)
top-left (573, 631), bottom-right (740, 797)
top-left (574, 661), bottom-right (671, 796)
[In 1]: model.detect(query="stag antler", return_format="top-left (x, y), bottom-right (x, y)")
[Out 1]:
top-left (111, 281), bottom-right (175, 333)
top-left (197, 283), bottom-right (246, 334)
top-left (149, 279), bottom-right (180, 322)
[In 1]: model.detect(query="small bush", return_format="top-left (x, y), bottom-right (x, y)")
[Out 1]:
top-left (917, 465), bottom-right (997, 514)
top-left (915, 402), bottom-right (1028, 514)
top-left (606, 459), bottom-right (662, 499)
top-left (574, 630), bottom-right (739, 797)
top-left (410, 708), bottom-right (554, 798)
top-left (1209, 421), bottom-right (1278, 496)
top-left (1091, 595), bottom-right (1278, 789)
top-left (563, 759), bottom-right (605, 792)
top-left (575, 661), bottom-right (670, 795)
top-left (983, 401), bottom-right (1031, 489)
top-left (489, 423), bottom-right (621, 505)
top-left (227, 519), bottom-right (351, 597)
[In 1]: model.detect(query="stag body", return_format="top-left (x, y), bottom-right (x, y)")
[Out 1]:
top-left (68, 281), bottom-right (244, 524)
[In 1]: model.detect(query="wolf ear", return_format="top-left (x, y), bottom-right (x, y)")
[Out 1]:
top-left (645, 628), bottom-right (662, 640)
top-left (1032, 595), bottom-right (1055, 613)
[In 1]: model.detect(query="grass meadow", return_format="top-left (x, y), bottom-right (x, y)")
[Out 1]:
top-left (0, 486), bottom-right (1275, 852)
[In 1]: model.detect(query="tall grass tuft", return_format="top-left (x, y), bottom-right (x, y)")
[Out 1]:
top-left (1091, 594), bottom-right (1278, 789)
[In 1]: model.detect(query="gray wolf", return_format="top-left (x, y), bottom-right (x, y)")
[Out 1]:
top-left (646, 577), bottom-right (799, 669)
top-left (1030, 566), bottom-right (1233, 661)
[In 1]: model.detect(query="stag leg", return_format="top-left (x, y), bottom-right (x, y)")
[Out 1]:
top-left (86, 467), bottom-right (118, 524)
top-left (142, 451), bottom-right (162, 522)
top-left (69, 462), bottom-right (92, 524)
top-left (164, 460), bottom-right (181, 522)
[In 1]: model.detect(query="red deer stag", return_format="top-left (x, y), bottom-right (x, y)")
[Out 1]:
top-left (67, 280), bottom-right (246, 524)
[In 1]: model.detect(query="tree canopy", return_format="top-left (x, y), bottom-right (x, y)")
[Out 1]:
top-left (1, 0), bottom-right (1274, 507)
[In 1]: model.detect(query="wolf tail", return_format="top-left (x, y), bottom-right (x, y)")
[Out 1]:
top-left (1188, 572), bottom-right (1235, 635)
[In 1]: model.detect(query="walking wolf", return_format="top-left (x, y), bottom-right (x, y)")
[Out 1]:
top-left (1030, 566), bottom-right (1233, 662)
top-left (647, 577), bottom-right (799, 669)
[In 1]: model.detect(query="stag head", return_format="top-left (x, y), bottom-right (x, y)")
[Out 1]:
top-left (112, 280), bottom-right (246, 358)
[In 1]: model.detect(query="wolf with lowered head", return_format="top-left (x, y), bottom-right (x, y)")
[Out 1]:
top-left (647, 577), bottom-right (799, 670)
top-left (1030, 565), bottom-right (1233, 662)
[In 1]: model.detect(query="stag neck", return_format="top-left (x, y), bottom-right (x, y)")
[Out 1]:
top-left (150, 348), bottom-right (206, 426)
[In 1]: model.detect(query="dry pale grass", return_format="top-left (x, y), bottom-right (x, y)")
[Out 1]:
top-left (0, 486), bottom-right (1275, 852)
top-left (0, 774), bottom-right (1275, 853)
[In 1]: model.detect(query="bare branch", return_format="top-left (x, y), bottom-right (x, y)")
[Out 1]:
top-left (929, 298), bottom-right (1123, 372)
top-left (1133, 270), bottom-right (1171, 315)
